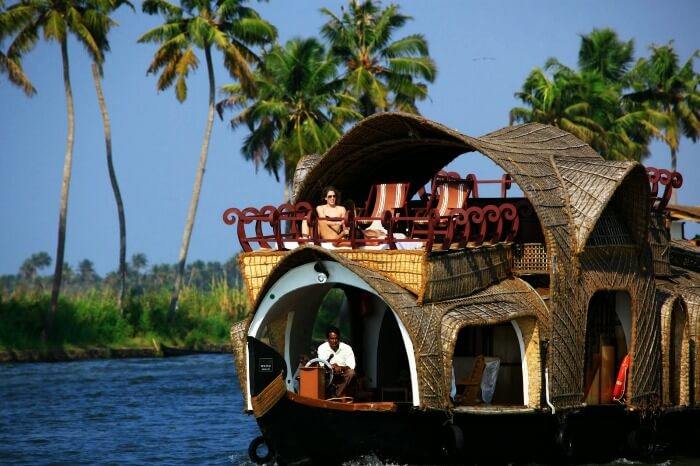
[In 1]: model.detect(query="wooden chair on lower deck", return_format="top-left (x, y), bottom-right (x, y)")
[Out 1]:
top-left (454, 355), bottom-right (486, 406)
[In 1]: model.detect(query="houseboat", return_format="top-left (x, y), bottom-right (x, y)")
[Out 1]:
top-left (223, 112), bottom-right (700, 465)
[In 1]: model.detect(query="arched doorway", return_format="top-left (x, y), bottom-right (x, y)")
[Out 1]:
top-left (667, 299), bottom-right (689, 406)
top-left (583, 291), bottom-right (631, 404)
top-left (452, 322), bottom-right (525, 406)
top-left (247, 260), bottom-right (420, 406)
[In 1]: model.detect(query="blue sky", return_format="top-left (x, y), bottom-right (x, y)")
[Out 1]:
top-left (1, 0), bottom-right (699, 276)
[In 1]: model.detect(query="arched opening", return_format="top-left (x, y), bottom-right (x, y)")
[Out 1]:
top-left (668, 300), bottom-right (689, 406)
top-left (452, 322), bottom-right (525, 406)
top-left (247, 260), bottom-right (419, 406)
top-left (583, 291), bottom-right (631, 404)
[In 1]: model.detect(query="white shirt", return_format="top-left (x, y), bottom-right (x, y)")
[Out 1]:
top-left (317, 341), bottom-right (356, 370)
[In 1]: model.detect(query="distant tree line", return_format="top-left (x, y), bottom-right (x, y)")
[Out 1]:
top-left (0, 252), bottom-right (243, 297)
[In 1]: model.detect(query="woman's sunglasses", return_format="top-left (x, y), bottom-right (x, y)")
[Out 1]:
top-left (326, 194), bottom-right (336, 199)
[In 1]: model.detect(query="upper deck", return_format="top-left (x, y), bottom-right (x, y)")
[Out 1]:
top-left (225, 165), bottom-right (682, 308)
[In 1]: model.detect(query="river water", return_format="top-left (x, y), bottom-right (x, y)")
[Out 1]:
top-left (0, 354), bottom-right (258, 465)
top-left (1, 354), bottom-right (693, 466)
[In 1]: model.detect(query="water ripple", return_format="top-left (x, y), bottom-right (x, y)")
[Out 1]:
top-left (0, 354), bottom-right (257, 465)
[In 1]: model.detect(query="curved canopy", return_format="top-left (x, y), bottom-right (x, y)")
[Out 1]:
top-left (294, 112), bottom-right (649, 254)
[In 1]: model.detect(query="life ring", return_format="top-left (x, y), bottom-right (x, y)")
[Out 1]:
top-left (248, 436), bottom-right (274, 464)
top-left (613, 354), bottom-right (630, 402)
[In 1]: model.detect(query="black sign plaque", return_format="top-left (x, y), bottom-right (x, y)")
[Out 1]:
top-left (258, 358), bottom-right (273, 373)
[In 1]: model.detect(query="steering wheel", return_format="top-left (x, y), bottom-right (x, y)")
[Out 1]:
top-left (305, 357), bottom-right (334, 387)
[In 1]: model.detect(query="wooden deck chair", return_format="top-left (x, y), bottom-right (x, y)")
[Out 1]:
top-left (360, 182), bottom-right (410, 221)
top-left (455, 355), bottom-right (486, 406)
top-left (411, 172), bottom-right (472, 245)
top-left (434, 172), bottom-right (471, 217)
top-left (343, 182), bottom-right (410, 248)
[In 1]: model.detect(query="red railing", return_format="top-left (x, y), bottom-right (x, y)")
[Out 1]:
top-left (647, 167), bottom-right (683, 210)
top-left (223, 200), bottom-right (525, 252)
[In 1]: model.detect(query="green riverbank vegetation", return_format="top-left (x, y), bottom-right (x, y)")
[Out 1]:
top-left (0, 253), bottom-right (249, 359)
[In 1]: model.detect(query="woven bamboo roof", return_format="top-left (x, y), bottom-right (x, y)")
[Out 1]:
top-left (294, 112), bottom-right (649, 255)
top-left (666, 204), bottom-right (700, 223)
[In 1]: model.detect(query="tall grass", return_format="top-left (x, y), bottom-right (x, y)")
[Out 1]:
top-left (0, 283), bottom-right (250, 352)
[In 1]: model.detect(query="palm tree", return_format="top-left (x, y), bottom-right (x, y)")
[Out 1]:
top-left (19, 252), bottom-right (52, 285)
top-left (577, 28), bottom-right (654, 161)
top-left (627, 43), bottom-right (700, 176)
top-left (0, 0), bottom-right (114, 335)
top-left (0, 48), bottom-right (34, 94)
top-left (89, 0), bottom-right (133, 312)
top-left (578, 28), bottom-right (634, 83)
top-left (320, 0), bottom-right (436, 117)
top-left (92, 63), bottom-right (129, 310)
top-left (220, 37), bottom-right (360, 199)
top-left (130, 252), bottom-right (147, 291)
top-left (131, 252), bottom-right (148, 273)
top-left (77, 258), bottom-right (99, 287)
top-left (510, 59), bottom-right (608, 149)
top-left (511, 29), bottom-right (656, 162)
top-left (139, 0), bottom-right (276, 317)
top-left (0, 2), bottom-right (35, 97)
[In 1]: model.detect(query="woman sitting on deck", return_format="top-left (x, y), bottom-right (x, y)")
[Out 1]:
top-left (303, 186), bottom-right (349, 241)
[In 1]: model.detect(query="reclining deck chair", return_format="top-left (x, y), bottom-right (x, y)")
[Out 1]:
top-left (411, 171), bottom-right (474, 248)
top-left (359, 182), bottom-right (411, 221)
top-left (349, 182), bottom-right (411, 247)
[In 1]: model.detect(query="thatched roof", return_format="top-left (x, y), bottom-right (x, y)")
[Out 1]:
top-left (294, 112), bottom-right (649, 255)
top-left (666, 204), bottom-right (700, 223)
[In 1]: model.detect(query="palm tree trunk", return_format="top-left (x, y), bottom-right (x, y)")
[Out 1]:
top-left (47, 38), bottom-right (75, 337)
top-left (92, 63), bottom-right (127, 312)
top-left (169, 44), bottom-right (216, 319)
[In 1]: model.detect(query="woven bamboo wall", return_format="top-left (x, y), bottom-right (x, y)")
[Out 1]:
top-left (340, 249), bottom-right (424, 295)
top-left (658, 292), bottom-right (673, 405)
top-left (587, 208), bottom-right (632, 246)
top-left (239, 251), bottom-right (285, 307)
top-left (239, 249), bottom-right (425, 306)
top-left (656, 273), bottom-right (700, 407)
top-left (578, 245), bottom-right (659, 408)
top-left (658, 294), bottom-right (691, 406)
top-left (512, 243), bottom-right (549, 275)
top-left (422, 245), bottom-right (512, 303)
top-left (649, 211), bottom-right (671, 276)
top-left (516, 317), bottom-right (542, 409)
top-left (230, 319), bottom-right (250, 404)
top-left (680, 287), bottom-right (700, 406)
top-left (670, 240), bottom-right (700, 273)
